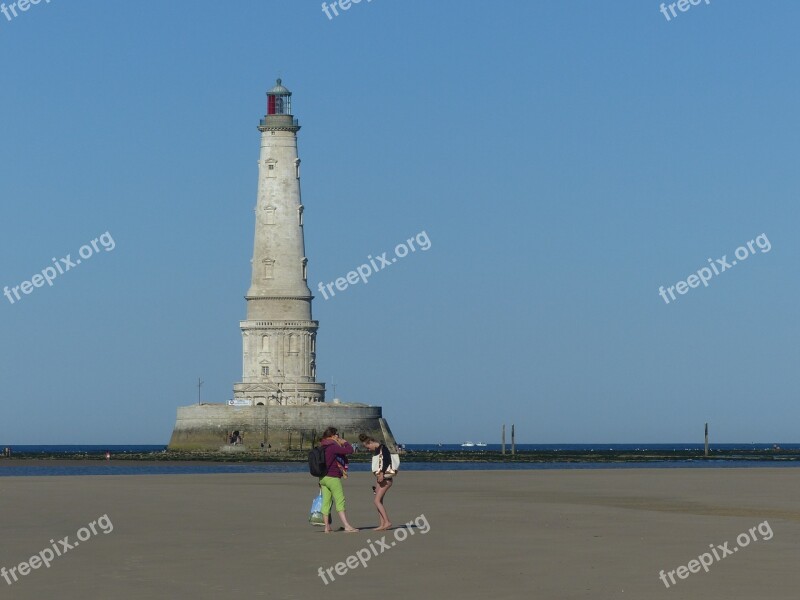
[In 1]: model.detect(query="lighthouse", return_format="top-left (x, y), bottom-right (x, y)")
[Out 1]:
top-left (167, 81), bottom-right (396, 451)
top-left (234, 79), bottom-right (325, 406)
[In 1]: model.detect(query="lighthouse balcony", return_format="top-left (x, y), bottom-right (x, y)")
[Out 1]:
top-left (241, 320), bottom-right (319, 329)
top-left (259, 115), bottom-right (299, 130)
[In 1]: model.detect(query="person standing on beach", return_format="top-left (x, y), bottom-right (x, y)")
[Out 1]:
top-left (359, 434), bottom-right (394, 531)
top-left (319, 428), bottom-right (358, 533)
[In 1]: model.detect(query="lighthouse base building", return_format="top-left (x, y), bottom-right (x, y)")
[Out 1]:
top-left (168, 403), bottom-right (395, 452)
top-left (168, 81), bottom-right (396, 451)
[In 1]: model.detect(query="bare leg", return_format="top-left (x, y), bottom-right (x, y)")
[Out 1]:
top-left (374, 479), bottom-right (393, 530)
top-left (323, 513), bottom-right (333, 533)
top-left (338, 511), bottom-right (358, 532)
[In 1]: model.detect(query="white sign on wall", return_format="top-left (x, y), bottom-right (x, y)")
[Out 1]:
top-left (228, 399), bottom-right (253, 407)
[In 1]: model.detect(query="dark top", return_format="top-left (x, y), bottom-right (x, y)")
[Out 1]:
top-left (376, 444), bottom-right (392, 474)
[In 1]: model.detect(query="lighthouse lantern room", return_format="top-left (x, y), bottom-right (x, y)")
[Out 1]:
top-left (267, 79), bottom-right (292, 115)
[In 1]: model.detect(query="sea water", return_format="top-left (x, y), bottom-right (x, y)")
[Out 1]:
top-left (1, 444), bottom-right (799, 477)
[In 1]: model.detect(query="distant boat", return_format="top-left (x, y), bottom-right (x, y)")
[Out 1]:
top-left (461, 442), bottom-right (475, 447)
top-left (475, 442), bottom-right (487, 447)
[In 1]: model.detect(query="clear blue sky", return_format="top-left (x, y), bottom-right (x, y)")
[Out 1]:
top-left (1, 1), bottom-right (797, 444)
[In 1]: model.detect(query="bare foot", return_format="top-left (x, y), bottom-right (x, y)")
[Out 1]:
top-left (375, 523), bottom-right (392, 531)
top-left (344, 527), bottom-right (359, 533)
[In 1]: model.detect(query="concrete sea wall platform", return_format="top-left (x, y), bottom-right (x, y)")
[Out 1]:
top-left (168, 402), bottom-right (396, 451)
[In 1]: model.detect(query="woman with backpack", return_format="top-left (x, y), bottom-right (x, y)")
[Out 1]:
top-left (359, 434), bottom-right (394, 531)
top-left (318, 428), bottom-right (358, 533)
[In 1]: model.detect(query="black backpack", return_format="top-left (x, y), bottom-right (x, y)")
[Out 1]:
top-left (308, 445), bottom-right (329, 477)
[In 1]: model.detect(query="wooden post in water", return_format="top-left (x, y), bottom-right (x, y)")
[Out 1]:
top-left (704, 423), bottom-right (709, 458)
top-left (511, 424), bottom-right (516, 455)
top-left (502, 424), bottom-right (506, 455)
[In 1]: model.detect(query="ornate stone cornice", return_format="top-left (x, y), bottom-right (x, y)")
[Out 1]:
top-left (240, 320), bottom-right (319, 330)
top-left (257, 125), bottom-right (301, 133)
top-left (245, 295), bottom-right (312, 301)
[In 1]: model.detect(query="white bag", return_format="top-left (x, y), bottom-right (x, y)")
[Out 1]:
top-left (309, 492), bottom-right (324, 526)
top-left (371, 452), bottom-right (400, 477)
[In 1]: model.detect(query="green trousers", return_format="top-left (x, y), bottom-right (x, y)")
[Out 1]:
top-left (319, 476), bottom-right (346, 514)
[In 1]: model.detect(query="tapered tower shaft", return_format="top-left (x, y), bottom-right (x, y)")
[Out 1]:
top-left (233, 80), bottom-right (325, 406)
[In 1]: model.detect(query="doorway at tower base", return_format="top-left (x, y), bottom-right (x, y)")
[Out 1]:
top-left (167, 402), bottom-right (397, 452)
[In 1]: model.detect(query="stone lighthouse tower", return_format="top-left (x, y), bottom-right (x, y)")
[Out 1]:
top-left (233, 79), bottom-right (325, 406)
top-left (167, 80), bottom-right (395, 451)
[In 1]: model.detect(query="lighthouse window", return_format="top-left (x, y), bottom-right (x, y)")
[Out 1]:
top-left (261, 366), bottom-right (269, 377)
top-left (302, 258), bottom-right (308, 281)
top-left (266, 160), bottom-right (277, 178)
top-left (265, 206), bottom-right (276, 225)
top-left (298, 205), bottom-right (304, 226)
top-left (295, 159), bottom-right (301, 179)
top-left (289, 334), bottom-right (298, 354)
top-left (263, 259), bottom-right (275, 279)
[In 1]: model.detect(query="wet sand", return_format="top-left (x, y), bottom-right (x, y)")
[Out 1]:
top-left (1, 468), bottom-right (798, 599)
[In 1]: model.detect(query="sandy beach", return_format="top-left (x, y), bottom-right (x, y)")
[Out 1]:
top-left (1, 468), bottom-right (798, 599)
